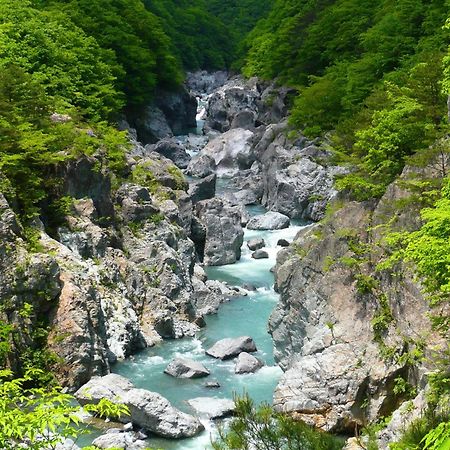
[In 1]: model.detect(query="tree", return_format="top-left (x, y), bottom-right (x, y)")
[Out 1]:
top-left (212, 395), bottom-right (344, 450)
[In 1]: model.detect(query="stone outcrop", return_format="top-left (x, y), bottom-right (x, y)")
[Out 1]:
top-left (247, 212), bottom-right (290, 230)
top-left (206, 336), bottom-right (257, 360)
top-left (147, 138), bottom-right (191, 169)
top-left (269, 166), bottom-right (443, 432)
top-left (235, 352), bottom-right (264, 374)
top-left (195, 198), bottom-right (244, 266)
top-left (164, 358), bottom-right (210, 379)
top-left (192, 128), bottom-right (255, 176)
top-left (0, 144), bottom-right (240, 388)
top-left (188, 174), bottom-right (216, 204)
top-left (204, 77), bottom-right (260, 133)
top-left (76, 374), bottom-right (204, 439)
top-left (128, 87), bottom-right (197, 144)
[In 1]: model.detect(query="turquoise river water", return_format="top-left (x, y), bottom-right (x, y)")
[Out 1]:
top-left (110, 202), bottom-right (307, 449)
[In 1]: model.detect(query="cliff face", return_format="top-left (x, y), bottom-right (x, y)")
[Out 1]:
top-left (269, 166), bottom-right (445, 434)
top-left (0, 146), bottom-right (238, 389)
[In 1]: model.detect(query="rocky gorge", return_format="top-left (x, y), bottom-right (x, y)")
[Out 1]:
top-left (0, 71), bottom-right (445, 450)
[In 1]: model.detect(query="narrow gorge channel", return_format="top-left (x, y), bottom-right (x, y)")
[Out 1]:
top-left (111, 92), bottom-right (308, 449)
top-left (114, 212), bottom-right (305, 449)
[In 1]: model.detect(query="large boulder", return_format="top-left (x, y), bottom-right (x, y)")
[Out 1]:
top-left (195, 198), bottom-right (244, 266)
top-left (247, 238), bottom-right (265, 251)
top-left (206, 336), bottom-right (257, 360)
top-left (186, 154), bottom-right (216, 178)
top-left (125, 388), bottom-right (203, 438)
top-left (204, 77), bottom-right (260, 132)
top-left (149, 138), bottom-right (191, 169)
top-left (75, 374), bottom-right (204, 439)
top-left (164, 358), bottom-right (210, 379)
top-left (199, 128), bottom-right (255, 176)
top-left (247, 212), bottom-right (290, 230)
top-left (187, 397), bottom-right (235, 419)
top-left (188, 174), bottom-right (216, 204)
top-left (235, 352), bottom-right (264, 374)
top-left (252, 250), bottom-right (269, 260)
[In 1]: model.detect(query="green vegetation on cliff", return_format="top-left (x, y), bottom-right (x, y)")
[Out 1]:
top-left (244, 0), bottom-right (450, 197)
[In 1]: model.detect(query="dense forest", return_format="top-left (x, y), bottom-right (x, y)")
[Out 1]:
top-left (1, 0), bottom-right (449, 449)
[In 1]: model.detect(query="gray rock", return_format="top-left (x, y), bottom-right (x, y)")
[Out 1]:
top-left (55, 439), bottom-right (81, 450)
top-left (92, 431), bottom-right (148, 450)
top-left (235, 352), bottom-right (264, 374)
top-left (187, 397), bottom-right (235, 419)
top-left (186, 70), bottom-right (229, 96)
top-left (76, 374), bottom-right (204, 439)
top-left (189, 174), bottom-right (216, 204)
top-left (128, 87), bottom-right (197, 144)
top-left (277, 239), bottom-right (290, 247)
top-left (205, 78), bottom-right (260, 133)
top-left (247, 238), bottom-right (265, 251)
top-left (132, 105), bottom-right (173, 144)
top-left (232, 189), bottom-right (259, 205)
top-left (252, 250), bottom-right (269, 260)
top-left (247, 212), bottom-right (290, 230)
top-left (199, 128), bottom-right (255, 176)
top-left (206, 336), bottom-right (257, 360)
top-left (155, 88), bottom-right (197, 136)
top-left (231, 109), bottom-right (256, 130)
top-left (125, 388), bottom-right (204, 438)
top-left (242, 283), bottom-right (257, 291)
top-left (150, 138), bottom-right (191, 169)
top-left (187, 154), bottom-right (215, 178)
top-left (164, 358), bottom-right (210, 379)
top-left (204, 380), bottom-right (221, 389)
top-left (195, 198), bottom-right (244, 266)
top-left (116, 184), bottom-right (159, 223)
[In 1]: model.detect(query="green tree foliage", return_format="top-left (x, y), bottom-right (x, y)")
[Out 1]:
top-left (44, 0), bottom-right (183, 107)
top-left (144, 0), bottom-right (234, 70)
top-left (0, 368), bottom-right (129, 450)
top-left (244, 0), bottom-right (450, 199)
top-left (212, 395), bottom-right (344, 450)
top-left (0, 0), bottom-right (122, 120)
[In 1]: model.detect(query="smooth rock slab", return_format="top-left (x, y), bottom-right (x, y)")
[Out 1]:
top-left (247, 238), bottom-right (265, 251)
top-left (75, 374), bottom-right (204, 439)
top-left (252, 249), bottom-right (269, 259)
top-left (187, 397), bottom-right (236, 419)
top-left (164, 358), bottom-right (210, 379)
top-left (235, 352), bottom-right (264, 374)
top-left (247, 212), bottom-right (290, 230)
top-left (206, 336), bottom-right (257, 360)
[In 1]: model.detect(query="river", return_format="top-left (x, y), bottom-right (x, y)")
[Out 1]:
top-left (95, 94), bottom-right (307, 449)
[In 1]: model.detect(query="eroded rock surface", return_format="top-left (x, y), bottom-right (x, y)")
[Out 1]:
top-left (76, 374), bottom-right (204, 439)
top-left (235, 352), bottom-right (264, 374)
top-left (164, 358), bottom-right (210, 379)
top-left (269, 168), bottom-right (443, 432)
top-left (206, 336), bottom-right (257, 360)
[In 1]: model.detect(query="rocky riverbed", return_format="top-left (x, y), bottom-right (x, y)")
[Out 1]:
top-left (1, 71), bottom-right (439, 450)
